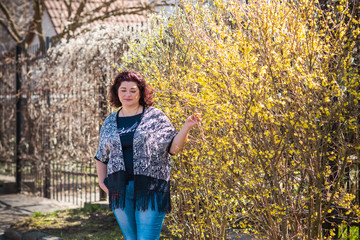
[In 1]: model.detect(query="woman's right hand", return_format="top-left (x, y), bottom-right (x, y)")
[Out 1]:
top-left (99, 182), bottom-right (109, 195)
top-left (96, 161), bottom-right (109, 195)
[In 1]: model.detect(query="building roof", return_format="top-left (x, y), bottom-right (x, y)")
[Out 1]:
top-left (44, 0), bottom-right (148, 35)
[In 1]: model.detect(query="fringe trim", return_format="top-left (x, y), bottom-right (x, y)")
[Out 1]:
top-left (109, 190), bottom-right (126, 210)
top-left (135, 191), bottom-right (171, 213)
top-left (105, 172), bottom-right (171, 213)
top-left (109, 190), bottom-right (171, 213)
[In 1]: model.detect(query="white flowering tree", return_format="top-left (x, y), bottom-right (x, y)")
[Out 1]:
top-left (23, 24), bottom-right (141, 166)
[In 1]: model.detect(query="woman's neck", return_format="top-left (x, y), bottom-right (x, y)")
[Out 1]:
top-left (120, 105), bottom-right (143, 117)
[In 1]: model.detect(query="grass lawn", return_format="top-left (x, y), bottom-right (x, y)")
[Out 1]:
top-left (11, 204), bottom-right (175, 240)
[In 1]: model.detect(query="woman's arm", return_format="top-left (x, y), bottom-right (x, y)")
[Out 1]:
top-left (96, 160), bottom-right (109, 195)
top-left (169, 113), bottom-right (201, 155)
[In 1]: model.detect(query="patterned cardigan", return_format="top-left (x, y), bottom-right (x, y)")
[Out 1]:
top-left (95, 107), bottom-right (178, 212)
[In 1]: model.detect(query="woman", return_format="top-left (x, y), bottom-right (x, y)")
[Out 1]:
top-left (95, 71), bottom-right (201, 240)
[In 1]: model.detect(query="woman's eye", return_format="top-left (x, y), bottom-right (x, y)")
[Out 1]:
top-left (120, 89), bottom-right (137, 93)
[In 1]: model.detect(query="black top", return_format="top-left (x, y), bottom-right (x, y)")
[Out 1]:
top-left (116, 111), bottom-right (143, 182)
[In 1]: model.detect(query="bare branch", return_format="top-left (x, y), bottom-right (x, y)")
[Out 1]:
top-left (0, 19), bottom-right (21, 43)
top-left (56, 0), bottom-right (174, 40)
top-left (0, 2), bottom-right (23, 43)
top-left (1, 0), bottom-right (174, 51)
top-left (73, 0), bottom-right (88, 24)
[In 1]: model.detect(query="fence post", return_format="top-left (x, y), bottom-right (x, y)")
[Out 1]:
top-left (15, 45), bottom-right (22, 193)
top-left (43, 162), bottom-right (51, 198)
top-left (46, 36), bottom-right (50, 51)
top-left (43, 38), bottom-right (51, 198)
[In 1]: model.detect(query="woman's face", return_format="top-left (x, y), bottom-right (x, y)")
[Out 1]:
top-left (117, 81), bottom-right (141, 107)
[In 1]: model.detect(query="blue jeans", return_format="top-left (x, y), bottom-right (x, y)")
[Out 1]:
top-left (113, 181), bottom-right (166, 240)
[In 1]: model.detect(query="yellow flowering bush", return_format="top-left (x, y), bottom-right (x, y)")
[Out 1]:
top-left (122, 0), bottom-right (360, 239)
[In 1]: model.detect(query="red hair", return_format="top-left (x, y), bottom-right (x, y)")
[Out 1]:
top-left (108, 71), bottom-right (154, 108)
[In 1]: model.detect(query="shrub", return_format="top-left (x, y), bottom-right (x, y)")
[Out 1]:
top-left (121, 0), bottom-right (360, 239)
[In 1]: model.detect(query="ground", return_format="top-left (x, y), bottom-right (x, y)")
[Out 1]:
top-left (10, 204), bottom-right (127, 240)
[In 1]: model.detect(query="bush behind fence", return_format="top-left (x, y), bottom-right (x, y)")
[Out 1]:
top-left (0, 35), bottom-right (125, 205)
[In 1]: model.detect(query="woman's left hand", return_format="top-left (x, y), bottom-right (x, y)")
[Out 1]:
top-left (184, 112), bottom-right (202, 130)
top-left (170, 112), bottom-right (202, 155)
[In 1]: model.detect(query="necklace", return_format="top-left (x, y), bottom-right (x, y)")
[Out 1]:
top-left (121, 105), bottom-right (141, 117)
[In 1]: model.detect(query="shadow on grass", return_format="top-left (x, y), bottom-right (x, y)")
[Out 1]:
top-left (11, 204), bottom-right (177, 240)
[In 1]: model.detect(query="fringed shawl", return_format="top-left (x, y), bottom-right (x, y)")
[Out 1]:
top-left (95, 107), bottom-right (177, 213)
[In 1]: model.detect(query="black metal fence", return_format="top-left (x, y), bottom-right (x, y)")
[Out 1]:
top-left (0, 40), bottom-right (108, 206)
top-left (0, 161), bottom-right (102, 206)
